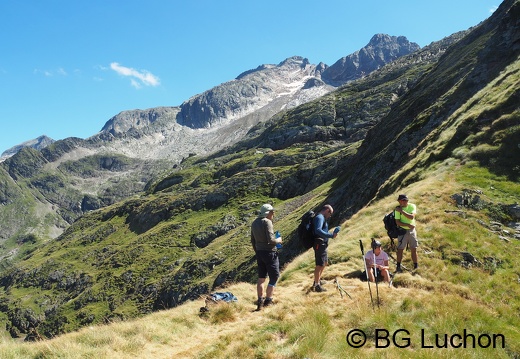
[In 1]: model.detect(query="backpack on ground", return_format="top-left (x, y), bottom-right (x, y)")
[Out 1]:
top-left (297, 210), bottom-right (315, 249)
top-left (383, 211), bottom-right (405, 248)
top-left (200, 292), bottom-right (238, 313)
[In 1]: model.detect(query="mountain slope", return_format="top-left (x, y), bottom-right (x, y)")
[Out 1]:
top-left (2, 166), bottom-right (519, 357)
top-left (0, 135), bottom-right (55, 162)
top-left (0, 0), bottom-right (518, 344)
top-left (321, 33), bottom-right (420, 85)
top-left (0, 35), bottom-right (419, 254)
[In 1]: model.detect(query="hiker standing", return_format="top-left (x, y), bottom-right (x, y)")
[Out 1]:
top-left (312, 204), bottom-right (339, 292)
top-left (394, 194), bottom-right (418, 272)
top-left (364, 240), bottom-right (391, 283)
top-left (251, 203), bottom-right (282, 310)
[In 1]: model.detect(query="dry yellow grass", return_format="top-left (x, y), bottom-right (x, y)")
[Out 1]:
top-left (0, 254), bottom-right (416, 358)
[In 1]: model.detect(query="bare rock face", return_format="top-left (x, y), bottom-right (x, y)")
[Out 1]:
top-left (321, 34), bottom-right (420, 85)
top-left (100, 107), bottom-right (179, 136)
top-left (176, 56), bottom-right (331, 129)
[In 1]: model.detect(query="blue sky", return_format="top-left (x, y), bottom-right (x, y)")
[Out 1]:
top-left (0, 1), bottom-right (500, 154)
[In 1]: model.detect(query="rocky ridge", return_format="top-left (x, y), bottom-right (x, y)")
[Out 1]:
top-left (3, 34), bottom-right (419, 163)
top-left (0, 135), bottom-right (55, 162)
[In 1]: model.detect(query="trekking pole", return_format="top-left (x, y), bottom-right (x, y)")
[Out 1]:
top-left (334, 277), bottom-right (352, 300)
top-left (373, 251), bottom-right (380, 308)
top-left (359, 240), bottom-right (374, 310)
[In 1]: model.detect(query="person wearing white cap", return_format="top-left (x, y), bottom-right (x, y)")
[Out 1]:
top-left (394, 194), bottom-right (418, 272)
top-left (251, 203), bottom-right (282, 310)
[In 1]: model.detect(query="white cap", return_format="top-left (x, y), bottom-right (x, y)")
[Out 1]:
top-left (258, 203), bottom-right (275, 217)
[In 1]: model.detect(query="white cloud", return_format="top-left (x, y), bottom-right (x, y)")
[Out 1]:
top-left (490, 6), bottom-right (498, 13)
top-left (110, 62), bottom-right (160, 88)
top-left (33, 68), bottom-right (68, 77)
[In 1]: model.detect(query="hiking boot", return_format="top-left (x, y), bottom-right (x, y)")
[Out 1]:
top-left (395, 264), bottom-right (403, 273)
top-left (413, 263), bottom-right (418, 270)
top-left (314, 285), bottom-right (327, 292)
top-left (255, 298), bottom-right (264, 311)
top-left (263, 298), bottom-right (274, 307)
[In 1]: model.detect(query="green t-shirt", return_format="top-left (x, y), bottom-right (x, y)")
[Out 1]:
top-left (394, 203), bottom-right (417, 229)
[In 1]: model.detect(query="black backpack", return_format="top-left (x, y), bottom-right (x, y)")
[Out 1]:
top-left (297, 210), bottom-right (315, 249)
top-left (383, 211), bottom-right (406, 247)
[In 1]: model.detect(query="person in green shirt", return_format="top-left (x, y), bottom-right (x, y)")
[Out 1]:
top-left (394, 194), bottom-right (418, 272)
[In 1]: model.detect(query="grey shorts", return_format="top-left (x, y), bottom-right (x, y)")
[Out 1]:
top-left (397, 229), bottom-right (419, 249)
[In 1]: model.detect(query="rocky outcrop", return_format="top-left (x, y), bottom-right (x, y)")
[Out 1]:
top-left (100, 107), bottom-right (179, 136)
top-left (321, 34), bottom-right (420, 85)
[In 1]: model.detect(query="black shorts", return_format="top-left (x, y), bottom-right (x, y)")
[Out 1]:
top-left (256, 250), bottom-right (280, 285)
top-left (370, 268), bottom-right (383, 279)
top-left (313, 241), bottom-right (328, 266)
top-left (361, 268), bottom-right (385, 282)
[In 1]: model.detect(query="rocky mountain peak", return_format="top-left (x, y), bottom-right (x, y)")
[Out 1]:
top-left (0, 135), bottom-right (55, 162)
top-left (277, 56), bottom-right (311, 68)
top-left (176, 56), bottom-right (330, 129)
top-left (175, 36), bottom-right (414, 130)
top-left (321, 34), bottom-right (420, 85)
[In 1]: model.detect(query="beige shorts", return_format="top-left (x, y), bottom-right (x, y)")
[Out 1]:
top-left (397, 229), bottom-right (418, 249)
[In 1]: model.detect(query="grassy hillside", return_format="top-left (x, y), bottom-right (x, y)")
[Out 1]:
top-left (0, 143), bottom-right (352, 337)
top-left (0, 158), bottom-right (518, 358)
top-left (0, 141), bottom-right (175, 257)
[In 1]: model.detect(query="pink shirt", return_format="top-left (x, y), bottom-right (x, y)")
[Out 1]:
top-left (364, 249), bottom-right (389, 267)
